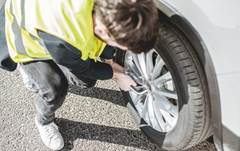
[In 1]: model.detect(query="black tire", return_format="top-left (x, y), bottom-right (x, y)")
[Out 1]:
top-left (122, 22), bottom-right (212, 150)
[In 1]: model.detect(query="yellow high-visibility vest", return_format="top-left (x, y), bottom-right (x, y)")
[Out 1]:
top-left (5, 0), bottom-right (106, 63)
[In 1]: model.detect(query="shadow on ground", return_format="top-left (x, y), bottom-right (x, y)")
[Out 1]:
top-left (56, 118), bottom-right (160, 151)
top-left (61, 86), bottom-right (160, 150)
top-left (68, 85), bottom-right (126, 107)
top-left (63, 86), bottom-right (216, 151)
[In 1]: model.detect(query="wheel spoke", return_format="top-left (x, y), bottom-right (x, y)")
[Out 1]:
top-left (152, 56), bottom-right (165, 79)
top-left (154, 88), bottom-right (178, 100)
top-left (146, 49), bottom-right (155, 75)
top-left (146, 94), bottom-right (159, 128)
top-left (153, 100), bottom-right (168, 131)
top-left (132, 54), bottom-right (144, 76)
top-left (131, 92), bottom-right (142, 105)
top-left (129, 92), bottom-right (147, 113)
top-left (154, 94), bottom-right (178, 118)
top-left (160, 109), bottom-right (177, 129)
top-left (127, 61), bottom-right (142, 77)
top-left (137, 53), bottom-right (149, 79)
top-left (168, 105), bottom-right (178, 117)
top-left (141, 95), bottom-right (151, 123)
top-left (125, 54), bottom-right (145, 85)
top-left (153, 96), bottom-right (176, 130)
top-left (153, 92), bottom-right (175, 112)
top-left (127, 71), bottom-right (144, 85)
top-left (126, 58), bottom-right (142, 74)
top-left (162, 90), bottom-right (178, 100)
top-left (153, 72), bottom-right (172, 85)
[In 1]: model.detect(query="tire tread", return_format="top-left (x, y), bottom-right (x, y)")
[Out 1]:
top-left (157, 23), bottom-right (211, 150)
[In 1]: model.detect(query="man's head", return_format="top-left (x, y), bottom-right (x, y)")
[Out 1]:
top-left (94, 0), bottom-right (159, 53)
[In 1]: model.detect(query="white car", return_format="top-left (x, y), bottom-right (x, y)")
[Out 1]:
top-left (1, 0), bottom-right (239, 150)
top-left (120, 0), bottom-right (240, 151)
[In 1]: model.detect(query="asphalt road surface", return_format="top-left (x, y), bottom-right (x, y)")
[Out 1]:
top-left (0, 69), bottom-right (217, 151)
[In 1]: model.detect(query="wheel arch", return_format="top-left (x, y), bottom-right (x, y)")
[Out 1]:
top-left (154, 1), bottom-right (223, 150)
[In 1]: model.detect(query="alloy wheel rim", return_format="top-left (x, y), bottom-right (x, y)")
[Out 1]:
top-left (124, 49), bottom-right (179, 132)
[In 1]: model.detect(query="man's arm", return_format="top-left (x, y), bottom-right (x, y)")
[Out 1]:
top-left (38, 31), bottom-right (136, 91)
top-left (38, 31), bottom-right (113, 80)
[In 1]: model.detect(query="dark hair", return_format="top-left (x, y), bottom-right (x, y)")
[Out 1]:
top-left (94, 0), bottom-right (159, 53)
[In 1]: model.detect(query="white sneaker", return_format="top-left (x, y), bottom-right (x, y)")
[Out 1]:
top-left (35, 118), bottom-right (64, 150)
top-left (18, 64), bottom-right (38, 92)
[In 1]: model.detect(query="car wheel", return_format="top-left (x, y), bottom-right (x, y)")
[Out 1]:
top-left (122, 22), bottom-right (212, 150)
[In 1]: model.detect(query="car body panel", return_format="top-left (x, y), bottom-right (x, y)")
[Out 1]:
top-left (155, 0), bottom-right (240, 150)
top-left (161, 0), bottom-right (240, 75)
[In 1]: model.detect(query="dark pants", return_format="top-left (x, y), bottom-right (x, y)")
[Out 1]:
top-left (20, 60), bottom-right (69, 125)
top-left (0, 0), bottom-right (17, 71)
top-left (20, 33), bottom-right (115, 125)
top-left (21, 59), bottom-right (101, 125)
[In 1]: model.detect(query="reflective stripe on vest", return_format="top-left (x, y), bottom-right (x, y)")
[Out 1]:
top-left (9, 0), bottom-right (27, 56)
top-left (5, 0), bottom-right (106, 63)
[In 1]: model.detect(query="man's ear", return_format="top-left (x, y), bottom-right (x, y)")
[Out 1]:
top-left (94, 26), bottom-right (106, 37)
top-left (94, 25), bottom-right (111, 43)
top-left (93, 14), bottom-right (109, 40)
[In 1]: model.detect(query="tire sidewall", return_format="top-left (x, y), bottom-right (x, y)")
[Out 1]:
top-left (123, 26), bottom-right (203, 150)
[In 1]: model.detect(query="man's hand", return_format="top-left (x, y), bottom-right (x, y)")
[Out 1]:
top-left (104, 59), bottom-right (136, 91)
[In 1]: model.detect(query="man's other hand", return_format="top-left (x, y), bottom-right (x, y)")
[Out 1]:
top-left (104, 59), bottom-right (136, 91)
